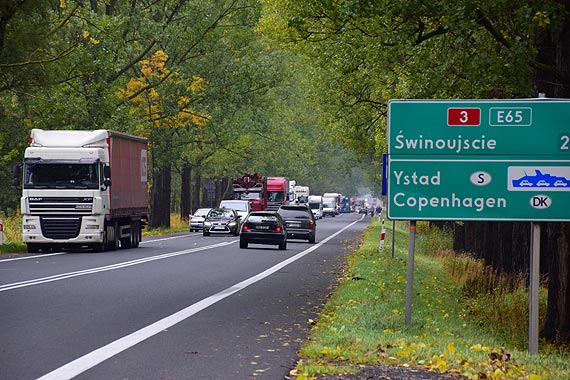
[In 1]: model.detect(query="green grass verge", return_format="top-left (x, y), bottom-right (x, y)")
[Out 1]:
top-left (292, 219), bottom-right (570, 380)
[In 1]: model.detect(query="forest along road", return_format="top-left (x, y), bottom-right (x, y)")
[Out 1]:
top-left (0, 213), bottom-right (368, 380)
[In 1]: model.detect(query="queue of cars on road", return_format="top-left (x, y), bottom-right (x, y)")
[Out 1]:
top-left (188, 200), bottom-right (320, 249)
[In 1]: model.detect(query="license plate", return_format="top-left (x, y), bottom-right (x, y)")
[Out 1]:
top-left (288, 222), bottom-right (301, 227)
top-left (256, 225), bottom-right (270, 230)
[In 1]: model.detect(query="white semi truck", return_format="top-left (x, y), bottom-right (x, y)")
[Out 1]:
top-left (13, 129), bottom-right (148, 253)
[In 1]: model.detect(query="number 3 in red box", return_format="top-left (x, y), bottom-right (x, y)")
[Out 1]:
top-left (447, 108), bottom-right (481, 126)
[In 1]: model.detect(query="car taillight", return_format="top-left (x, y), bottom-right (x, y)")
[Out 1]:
top-left (275, 226), bottom-right (282, 232)
top-left (309, 220), bottom-right (315, 228)
top-left (242, 225), bottom-right (249, 231)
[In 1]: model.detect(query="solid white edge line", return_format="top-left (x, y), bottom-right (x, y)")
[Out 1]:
top-left (36, 216), bottom-right (364, 380)
top-left (0, 234), bottom-right (193, 263)
top-left (0, 241), bottom-right (234, 292)
top-left (0, 252), bottom-right (67, 262)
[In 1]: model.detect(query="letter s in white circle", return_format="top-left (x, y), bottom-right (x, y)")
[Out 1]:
top-left (470, 171), bottom-right (492, 186)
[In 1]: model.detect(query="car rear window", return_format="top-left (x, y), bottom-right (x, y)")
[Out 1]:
top-left (220, 201), bottom-right (248, 211)
top-left (278, 208), bottom-right (310, 219)
top-left (247, 215), bottom-right (278, 223)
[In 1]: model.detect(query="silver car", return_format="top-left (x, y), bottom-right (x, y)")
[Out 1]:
top-left (189, 208), bottom-right (211, 232)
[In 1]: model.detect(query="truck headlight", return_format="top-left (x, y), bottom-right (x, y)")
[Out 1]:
top-left (85, 225), bottom-right (100, 230)
top-left (23, 225), bottom-right (36, 230)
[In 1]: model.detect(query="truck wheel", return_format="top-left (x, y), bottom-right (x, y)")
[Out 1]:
top-left (121, 236), bottom-right (132, 249)
top-left (121, 221), bottom-right (135, 249)
top-left (132, 221), bottom-right (141, 248)
top-left (108, 222), bottom-right (119, 251)
top-left (93, 230), bottom-right (107, 252)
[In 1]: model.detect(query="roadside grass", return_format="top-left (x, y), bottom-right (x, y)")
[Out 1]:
top-left (292, 219), bottom-right (570, 380)
top-left (0, 212), bottom-right (26, 253)
top-left (142, 214), bottom-right (189, 236)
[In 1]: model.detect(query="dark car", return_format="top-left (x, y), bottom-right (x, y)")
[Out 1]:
top-left (239, 211), bottom-right (287, 250)
top-left (203, 208), bottom-right (241, 236)
top-left (277, 204), bottom-right (316, 243)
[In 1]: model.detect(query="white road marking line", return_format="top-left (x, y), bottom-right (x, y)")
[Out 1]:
top-left (0, 241), bottom-right (234, 292)
top-left (36, 217), bottom-right (363, 380)
top-left (0, 252), bottom-right (67, 262)
top-left (0, 234), bottom-right (192, 263)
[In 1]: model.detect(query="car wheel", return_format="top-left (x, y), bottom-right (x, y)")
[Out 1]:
top-left (279, 240), bottom-right (287, 250)
top-left (203, 231), bottom-right (210, 237)
top-left (233, 228), bottom-right (240, 236)
top-left (308, 234), bottom-right (316, 244)
top-left (239, 240), bottom-right (248, 249)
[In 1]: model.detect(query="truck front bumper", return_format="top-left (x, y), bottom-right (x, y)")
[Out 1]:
top-left (22, 215), bottom-right (105, 244)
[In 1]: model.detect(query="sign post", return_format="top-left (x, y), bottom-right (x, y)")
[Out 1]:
top-left (388, 99), bottom-right (570, 351)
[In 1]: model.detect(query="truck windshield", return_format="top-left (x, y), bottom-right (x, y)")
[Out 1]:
top-left (24, 161), bottom-right (100, 189)
top-left (234, 191), bottom-right (260, 200)
top-left (267, 191), bottom-right (284, 203)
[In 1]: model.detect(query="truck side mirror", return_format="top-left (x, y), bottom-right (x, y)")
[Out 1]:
top-left (11, 165), bottom-right (21, 188)
top-left (102, 165), bottom-right (112, 189)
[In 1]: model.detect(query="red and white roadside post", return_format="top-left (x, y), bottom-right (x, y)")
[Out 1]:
top-left (379, 219), bottom-right (386, 253)
top-left (0, 218), bottom-right (3, 245)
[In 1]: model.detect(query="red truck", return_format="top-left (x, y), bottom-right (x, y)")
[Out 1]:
top-left (266, 177), bottom-right (289, 211)
top-left (232, 173), bottom-right (267, 211)
top-left (15, 129), bottom-right (148, 252)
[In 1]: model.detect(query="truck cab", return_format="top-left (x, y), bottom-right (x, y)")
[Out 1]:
top-left (266, 177), bottom-right (289, 211)
top-left (308, 195), bottom-right (323, 219)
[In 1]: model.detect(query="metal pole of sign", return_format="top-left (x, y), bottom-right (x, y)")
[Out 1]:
top-left (528, 92), bottom-right (545, 355)
top-left (405, 221), bottom-right (416, 325)
top-left (392, 220), bottom-right (396, 259)
top-left (529, 222), bottom-right (540, 355)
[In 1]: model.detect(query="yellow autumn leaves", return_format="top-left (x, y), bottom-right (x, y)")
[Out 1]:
top-left (116, 50), bottom-right (211, 133)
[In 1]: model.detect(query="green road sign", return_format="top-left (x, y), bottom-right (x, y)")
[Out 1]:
top-left (389, 100), bottom-right (570, 158)
top-left (388, 159), bottom-right (570, 221)
top-left (387, 99), bottom-right (570, 221)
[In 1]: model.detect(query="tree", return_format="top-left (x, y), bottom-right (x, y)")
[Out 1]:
top-left (258, 0), bottom-right (570, 343)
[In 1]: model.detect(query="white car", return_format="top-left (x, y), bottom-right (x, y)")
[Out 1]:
top-left (189, 208), bottom-right (211, 232)
top-left (219, 200), bottom-right (251, 222)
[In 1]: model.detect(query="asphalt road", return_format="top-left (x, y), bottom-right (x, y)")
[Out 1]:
top-left (0, 213), bottom-right (369, 380)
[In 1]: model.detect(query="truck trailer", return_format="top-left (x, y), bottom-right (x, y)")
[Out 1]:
top-left (14, 129), bottom-right (148, 253)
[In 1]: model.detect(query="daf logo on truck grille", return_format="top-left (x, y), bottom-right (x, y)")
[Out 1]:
top-left (29, 197), bottom-right (43, 202)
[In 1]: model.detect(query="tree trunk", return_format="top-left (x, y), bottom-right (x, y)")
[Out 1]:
top-left (192, 169), bottom-right (202, 208)
top-left (180, 163), bottom-right (191, 220)
top-left (532, 14), bottom-right (570, 343)
top-left (543, 223), bottom-right (570, 341)
top-left (150, 165), bottom-right (171, 229)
